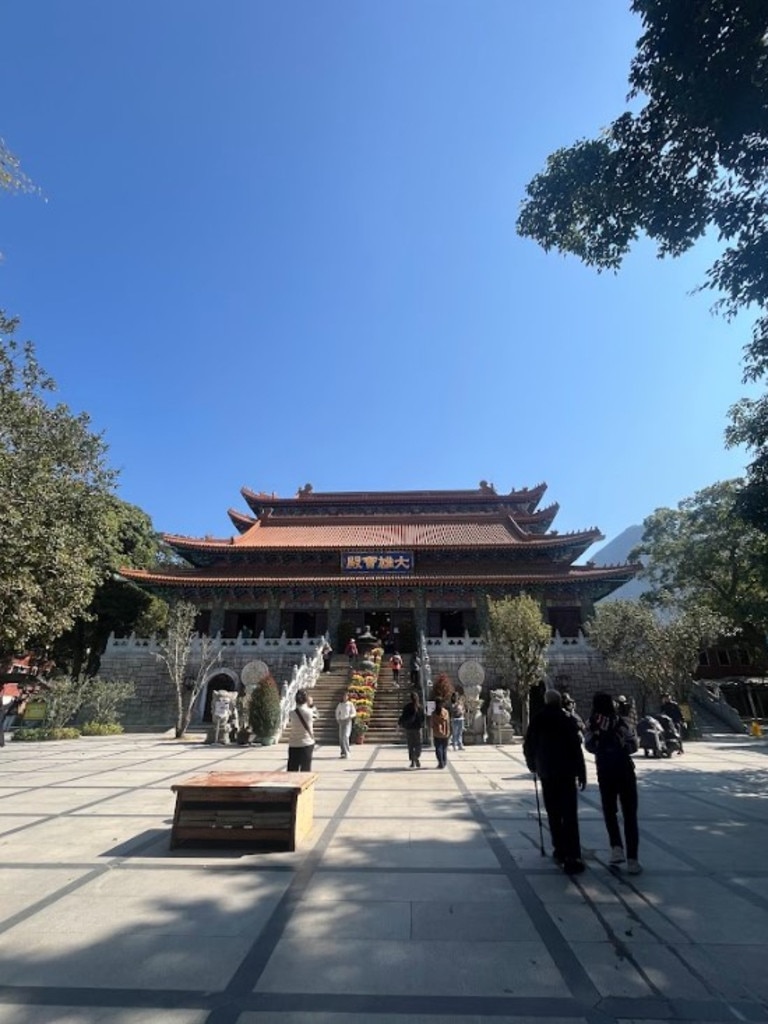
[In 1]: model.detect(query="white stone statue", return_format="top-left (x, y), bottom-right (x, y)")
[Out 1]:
top-left (488, 689), bottom-right (513, 728)
top-left (210, 690), bottom-right (238, 745)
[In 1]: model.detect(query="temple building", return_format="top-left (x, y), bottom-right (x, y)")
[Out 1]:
top-left (121, 481), bottom-right (638, 652)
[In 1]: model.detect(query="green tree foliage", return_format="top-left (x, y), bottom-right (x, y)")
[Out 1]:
top-left (79, 677), bottom-right (135, 726)
top-left (632, 480), bottom-right (768, 646)
top-left (41, 678), bottom-right (86, 730)
top-left (247, 675), bottom-right (282, 740)
top-left (0, 312), bottom-right (118, 654)
top-left (52, 497), bottom-right (169, 676)
top-left (485, 594), bottom-right (551, 732)
top-left (516, 1), bottom-right (768, 525)
top-left (587, 600), bottom-right (723, 709)
top-left (154, 600), bottom-right (221, 738)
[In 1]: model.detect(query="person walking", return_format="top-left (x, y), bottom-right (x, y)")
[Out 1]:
top-left (335, 689), bottom-right (357, 759)
top-left (398, 691), bottom-right (425, 768)
top-left (524, 689), bottom-right (587, 875)
top-left (321, 641), bottom-right (333, 673)
top-left (660, 693), bottom-right (685, 753)
top-left (430, 697), bottom-right (451, 768)
top-left (390, 651), bottom-right (403, 686)
top-left (345, 637), bottom-right (358, 667)
top-left (585, 692), bottom-right (642, 874)
top-left (449, 692), bottom-right (466, 750)
top-left (286, 689), bottom-right (315, 772)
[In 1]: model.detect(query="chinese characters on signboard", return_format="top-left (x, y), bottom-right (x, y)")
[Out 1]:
top-left (342, 552), bottom-right (414, 573)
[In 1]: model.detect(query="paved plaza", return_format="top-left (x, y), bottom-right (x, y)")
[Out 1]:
top-left (0, 733), bottom-right (767, 1024)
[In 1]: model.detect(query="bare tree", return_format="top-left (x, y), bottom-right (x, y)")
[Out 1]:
top-left (155, 601), bottom-right (221, 738)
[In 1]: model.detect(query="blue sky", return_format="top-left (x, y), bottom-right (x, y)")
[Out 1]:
top-left (0, 1), bottom-right (753, 550)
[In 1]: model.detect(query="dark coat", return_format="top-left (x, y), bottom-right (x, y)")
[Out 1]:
top-left (524, 705), bottom-right (586, 785)
top-left (398, 701), bottom-right (425, 732)
top-left (584, 713), bottom-right (638, 776)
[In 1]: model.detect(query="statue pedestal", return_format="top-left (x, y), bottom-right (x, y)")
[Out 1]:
top-left (489, 725), bottom-right (515, 745)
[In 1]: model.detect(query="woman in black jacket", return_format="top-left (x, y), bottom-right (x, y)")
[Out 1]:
top-left (585, 692), bottom-right (641, 875)
top-left (398, 692), bottom-right (425, 768)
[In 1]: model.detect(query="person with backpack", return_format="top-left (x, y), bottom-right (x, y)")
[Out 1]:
top-left (430, 697), bottom-right (451, 768)
top-left (389, 651), bottom-right (403, 685)
top-left (585, 692), bottom-right (642, 874)
top-left (398, 691), bottom-right (425, 768)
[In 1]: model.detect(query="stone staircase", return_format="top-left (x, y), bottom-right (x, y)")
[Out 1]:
top-left (304, 664), bottom-right (407, 746)
top-left (366, 673), bottom-right (408, 744)
top-left (306, 668), bottom-right (350, 744)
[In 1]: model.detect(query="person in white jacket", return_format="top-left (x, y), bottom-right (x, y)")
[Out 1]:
top-left (335, 690), bottom-right (357, 759)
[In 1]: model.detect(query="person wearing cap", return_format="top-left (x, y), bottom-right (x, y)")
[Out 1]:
top-left (524, 689), bottom-right (587, 875)
top-left (562, 692), bottom-right (585, 733)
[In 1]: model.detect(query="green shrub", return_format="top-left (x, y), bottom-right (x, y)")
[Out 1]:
top-left (80, 721), bottom-right (124, 736)
top-left (13, 727), bottom-right (81, 742)
top-left (79, 678), bottom-right (135, 726)
top-left (43, 678), bottom-right (86, 729)
top-left (248, 675), bottom-right (282, 738)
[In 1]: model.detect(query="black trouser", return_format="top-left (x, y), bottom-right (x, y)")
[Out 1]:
top-left (406, 729), bottom-right (422, 764)
top-left (540, 776), bottom-right (582, 862)
top-left (597, 766), bottom-right (639, 859)
top-left (287, 744), bottom-right (314, 772)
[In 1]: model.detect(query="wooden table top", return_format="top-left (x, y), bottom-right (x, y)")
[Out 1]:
top-left (172, 771), bottom-right (318, 793)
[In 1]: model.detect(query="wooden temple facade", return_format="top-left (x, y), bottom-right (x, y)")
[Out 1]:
top-left (122, 482), bottom-right (638, 654)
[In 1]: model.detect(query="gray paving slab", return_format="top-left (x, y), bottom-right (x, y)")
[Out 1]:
top-left (255, 936), bottom-right (569, 996)
top-left (0, 735), bottom-right (766, 1024)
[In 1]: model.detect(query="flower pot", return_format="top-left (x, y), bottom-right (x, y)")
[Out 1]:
top-left (353, 734), bottom-right (365, 744)
top-left (259, 734), bottom-right (279, 746)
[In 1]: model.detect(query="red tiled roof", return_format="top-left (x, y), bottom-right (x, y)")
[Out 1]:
top-left (164, 517), bottom-right (601, 551)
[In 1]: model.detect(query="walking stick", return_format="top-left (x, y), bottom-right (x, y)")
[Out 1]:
top-left (533, 773), bottom-right (546, 856)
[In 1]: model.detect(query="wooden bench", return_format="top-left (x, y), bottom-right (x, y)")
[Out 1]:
top-left (170, 771), bottom-right (317, 851)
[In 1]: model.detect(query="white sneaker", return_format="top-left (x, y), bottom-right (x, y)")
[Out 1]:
top-left (626, 859), bottom-right (643, 875)
top-left (610, 846), bottom-right (625, 865)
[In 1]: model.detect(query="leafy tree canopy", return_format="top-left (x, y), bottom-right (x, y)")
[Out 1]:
top-left (632, 478), bottom-right (768, 638)
top-left (51, 496), bottom-right (169, 676)
top-left (517, 1), bottom-right (768, 524)
top-left (587, 599), bottom-right (724, 707)
top-left (485, 593), bottom-right (551, 731)
top-left (0, 312), bottom-right (119, 654)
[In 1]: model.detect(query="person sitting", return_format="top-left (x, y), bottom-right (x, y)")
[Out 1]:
top-left (637, 715), bottom-right (665, 757)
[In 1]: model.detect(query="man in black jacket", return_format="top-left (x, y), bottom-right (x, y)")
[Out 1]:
top-left (524, 689), bottom-right (587, 874)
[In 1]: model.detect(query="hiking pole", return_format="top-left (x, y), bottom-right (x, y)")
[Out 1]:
top-left (532, 773), bottom-right (546, 856)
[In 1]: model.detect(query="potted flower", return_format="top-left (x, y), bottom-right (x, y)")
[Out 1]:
top-left (351, 719), bottom-right (369, 744)
top-left (248, 675), bottom-right (282, 745)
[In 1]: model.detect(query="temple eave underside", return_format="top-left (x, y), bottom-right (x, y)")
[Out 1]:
top-left (122, 571), bottom-right (635, 602)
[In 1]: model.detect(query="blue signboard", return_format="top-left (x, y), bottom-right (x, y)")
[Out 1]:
top-left (342, 552), bottom-right (414, 573)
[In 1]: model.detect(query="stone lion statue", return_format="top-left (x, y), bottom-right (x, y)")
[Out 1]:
top-left (487, 688), bottom-right (512, 728)
top-left (209, 690), bottom-right (238, 745)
